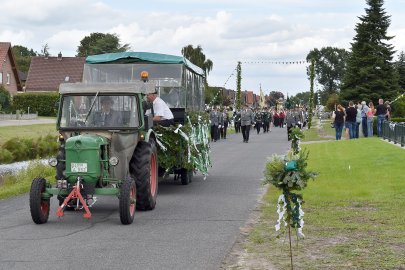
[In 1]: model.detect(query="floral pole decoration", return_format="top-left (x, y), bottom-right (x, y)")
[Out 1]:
top-left (263, 127), bottom-right (317, 268)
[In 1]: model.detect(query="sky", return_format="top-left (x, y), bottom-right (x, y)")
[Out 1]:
top-left (2, 0), bottom-right (405, 96)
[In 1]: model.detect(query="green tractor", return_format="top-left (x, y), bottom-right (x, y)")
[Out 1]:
top-left (29, 82), bottom-right (158, 225)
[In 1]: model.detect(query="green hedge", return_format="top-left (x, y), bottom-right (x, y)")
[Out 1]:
top-left (0, 135), bottom-right (58, 164)
top-left (391, 117), bottom-right (405, 122)
top-left (12, 92), bottom-right (59, 116)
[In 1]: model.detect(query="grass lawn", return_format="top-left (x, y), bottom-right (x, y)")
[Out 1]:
top-left (243, 138), bottom-right (405, 269)
top-left (0, 124), bottom-right (57, 146)
top-left (0, 162), bottom-right (55, 200)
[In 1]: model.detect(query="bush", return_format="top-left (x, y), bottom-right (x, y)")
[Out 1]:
top-left (0, 135), bottom-right (58, 164)
top-left (391, 96), bottom-right (405, 118)
top-left (0, 85), bottom-right (11, 112)
top-left (12, 92), bottom-right (59, 116)
top-left (0, 148), bottom-right (13, 163)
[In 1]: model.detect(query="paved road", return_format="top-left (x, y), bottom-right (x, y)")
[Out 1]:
top-left (0, 118), bottom-right (56, 127)
top-left (0, 126), bottom-right (290, 270)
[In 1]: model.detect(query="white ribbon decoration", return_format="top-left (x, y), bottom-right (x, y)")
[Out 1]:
top-left (275, 194), bottom-right (287, 231)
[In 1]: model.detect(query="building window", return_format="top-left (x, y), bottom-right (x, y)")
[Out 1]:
top-left (6, 73), bottom-right (10, 85)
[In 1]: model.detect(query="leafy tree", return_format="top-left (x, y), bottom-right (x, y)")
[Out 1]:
top-left (11, 45), bottom-right (37, 73)
top-left (77, 33), bottom-right (130, 57)
top-left (341, 0), bottom-right (399, 103)
top-left (306, 47), bottom-right (349, 103)
top-left (181, 45), bottom-right (213, 77)
top-left (266, 91), bottom-right (284, 108)
top-left (205, 86), bottom-right (223, 106)
top-left (396, 51), bottom-right (405, 90)
top-left (325, 93), bottom-right (340, 111)
top-left (40, 43), bottom-right (50, 57)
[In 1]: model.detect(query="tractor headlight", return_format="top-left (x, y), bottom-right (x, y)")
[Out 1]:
top-left (109, 156), bottom-right (119, 166)
top-left (48, 157), bottom-right (58, 167)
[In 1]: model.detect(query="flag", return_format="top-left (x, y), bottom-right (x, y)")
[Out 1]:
top-left (260, 84), bottom-right (265, 108)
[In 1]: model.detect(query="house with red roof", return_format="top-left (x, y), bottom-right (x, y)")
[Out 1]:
top-left (0, 42), bottom-right (22, 94)
top-left (25, 53), bottom-right (85, 92)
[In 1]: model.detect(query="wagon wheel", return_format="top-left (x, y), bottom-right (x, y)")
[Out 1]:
top-left (180, 168), bottom-right (193, 185)
top-left (119, 177), bottom-right (136, 225)
top-left (29, 177), bottom-right (50, 224)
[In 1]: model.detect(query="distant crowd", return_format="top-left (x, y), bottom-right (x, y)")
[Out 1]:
top-left (208, 105), bottom-right (308, 143)
top-left (331, 98), bottom-right (391, 140)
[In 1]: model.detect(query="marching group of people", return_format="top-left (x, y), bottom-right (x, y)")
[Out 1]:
top-left (209, 105), bottom-right (308, 143)
top-left (331, 98), bottom-right (391, 140)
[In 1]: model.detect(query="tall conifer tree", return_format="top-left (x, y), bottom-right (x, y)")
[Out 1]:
top-left (341, 0), bottom-right (399, 103)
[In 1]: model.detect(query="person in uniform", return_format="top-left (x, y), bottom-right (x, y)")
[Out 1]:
top-left (240, 104), bottom-right (254, 143)
top-left (234, 110), bottom-right (241, 133)
top-left (209, 106), bottom-right (220, 142)
top-left (285, 109), bottom-right (298, 140)
top-left (254, 108), bottom-right (262, 134)
top-left (146, 92), bottom-right (174, 127)
top-left (262, 107), bottom-right (270, 133)
top-left (221, 108), bottom-right (230, 139)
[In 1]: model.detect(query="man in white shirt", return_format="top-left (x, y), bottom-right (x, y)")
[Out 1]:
top-left (146, 92), bottom-right (174, 127)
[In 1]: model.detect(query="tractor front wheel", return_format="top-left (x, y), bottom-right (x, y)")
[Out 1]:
top-left (119, 177), bottom-right (136, 225)
top-left (29, 177), bottom-right (50, 224)
top-left (130, 141), bottom-right (158, 211)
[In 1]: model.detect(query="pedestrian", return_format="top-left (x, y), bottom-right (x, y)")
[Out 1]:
top-left (376, 98), bottom-right (387, 137)
top-left (355, 102), bottom-right (362, 138)
top-left (345, 101), bottom-right (357, 139)
top-left (240, 104), bottom-right (254, 143)
top-left (218, 108), bottom-right (224, 140)
top-left (367, 101), bottom-right (375, 137)
top-left (385, 101), bottom-right (391, 121)
top-left (333, 104), bottom-right (345, 140)
top-left (361, 101), bottom-right (369, 137)
top-left (279, 110), bottom-right (285, 128)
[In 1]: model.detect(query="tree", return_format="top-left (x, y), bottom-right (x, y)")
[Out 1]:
top-left (12, 45), bottom-right (37, 73)
top-left (306, 47), bottom-right (349, 103)
top-left (341, 0), bottom-right (399, 103)
top-left (266, 91), bottom-right (284, 108)
top-left (396, 51), bottom-right (405, 90)
top-left (40, 43), bottom-right (50, 57)
top-left (76, 33), bottom-right (130, 57)
top-left (181, 45), bottom-right (213, 77)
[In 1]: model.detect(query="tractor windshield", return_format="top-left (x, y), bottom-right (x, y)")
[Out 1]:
top-left (59, 95), bottom-right (140, 129)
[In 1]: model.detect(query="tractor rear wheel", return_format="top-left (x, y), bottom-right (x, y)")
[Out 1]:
top-left (29, 177), bottom-right (50, 224)
top-left (130, 141), bottom-right (158, 211)
top-left (119, 177), bottom-right (136, 225)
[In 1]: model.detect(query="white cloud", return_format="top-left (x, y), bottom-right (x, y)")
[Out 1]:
top-left (1, 0), bottom-right (405, 95)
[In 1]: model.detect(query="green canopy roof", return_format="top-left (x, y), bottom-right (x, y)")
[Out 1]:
top-left (85, 52), bottom-right (205, 76)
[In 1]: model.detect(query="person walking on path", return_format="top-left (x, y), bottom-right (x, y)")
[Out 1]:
top-left (240, 104), bottom-right (254, 143)
top-left (333, 104), bottom-right (346, 140)
top-left (254, 108), bottom-right (262, 134)
top-left (262, 107), bottom-right (270, 133)
top-left (345, 101), bottom-right (357, 139)
top-left (285, 109), bottom-right (297, 140)
top-left (376, 98), bottom-right (387, 137)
